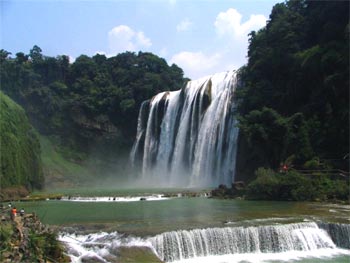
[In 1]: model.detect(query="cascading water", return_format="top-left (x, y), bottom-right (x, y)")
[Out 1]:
top-left (318, 222), bottom-right (350, 249)
top-left (150, 222), bottom-right (350, 262)
top-left (60, 222), bottom-right (350, 263)
top-left (130, 70), bottom-right (239, 187)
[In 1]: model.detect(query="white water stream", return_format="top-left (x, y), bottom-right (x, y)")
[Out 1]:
top-left (59, 221), bottom-right (350, 263)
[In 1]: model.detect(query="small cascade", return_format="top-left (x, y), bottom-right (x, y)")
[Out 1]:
top-left (318, 222), bottom-right (350, 249)
top-left (130, 70), bottom-right (239, 187)
top-left (60, 222), bottom-right (350, 263)
top-left (149, 222), bottom-right (339, 262)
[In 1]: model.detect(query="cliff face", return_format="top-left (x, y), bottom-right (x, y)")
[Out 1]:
top-left (0, 92), bottom-right (44, 196)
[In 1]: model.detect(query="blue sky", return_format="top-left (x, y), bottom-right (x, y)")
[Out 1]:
top-left (1, 0), bottom-right (281, 79)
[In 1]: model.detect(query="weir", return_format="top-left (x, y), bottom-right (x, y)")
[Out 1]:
top-left (130, 70), bottom-right (239, 187)
top-left (59, 221), bottom-right (350, 262)
top-left (150, 222), bottom-right (350, 262)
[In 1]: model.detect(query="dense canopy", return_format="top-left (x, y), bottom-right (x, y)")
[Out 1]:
top-left (235, 0), bottom-right (349, 180)
top-left (0, 48), bottom-right (187, 161)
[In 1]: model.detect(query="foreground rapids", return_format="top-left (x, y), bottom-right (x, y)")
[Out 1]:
top-left (60, 221), bottom-right (350, 263)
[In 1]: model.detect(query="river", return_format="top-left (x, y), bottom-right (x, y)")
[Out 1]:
top-left (12, 189), bottom-right (350, 263)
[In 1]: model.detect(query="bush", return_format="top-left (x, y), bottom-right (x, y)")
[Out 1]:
top-left (28, 230), bottom-right (65, 262)
top-left (246, 168), bottom-right (280, 200)
top-left (303, 158), bottom-right (321, 169)
top-left (0, 223), bottom-right (13, 253)
top-left (279, 171), bottom-right (316, 201)
top-left (246, 167), bottom-right (349, 201)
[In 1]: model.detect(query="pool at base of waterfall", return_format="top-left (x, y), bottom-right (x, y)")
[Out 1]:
top-left (13, 195), bottom-right (350, 263)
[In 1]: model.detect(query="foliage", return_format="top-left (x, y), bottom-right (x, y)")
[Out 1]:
top-left (0, 223), bottom-right (13, 253)
top-left (27, 230), bottom-right (65, 262)
top-left (0, 49), bottom-right (187, 165)
top-left (236, 0), bottom-right (349, 176)
top-left (246, 168), bottom-right (280, 200)
top-left (238, 108), bottom-right (313, 167)
top-left (0, 92), bottom-right (44, 190)
top-left (246, 168), bottom-right (349, 201)
top-left (38, 135), bottom-right (95, 188)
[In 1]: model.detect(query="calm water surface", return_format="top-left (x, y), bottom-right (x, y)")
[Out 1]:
top-left (13, 194), bottom-right (350, 236)
top-left (11, 190), bottom-right (350, 263)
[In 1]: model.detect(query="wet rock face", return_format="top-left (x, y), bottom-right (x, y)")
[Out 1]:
top-left (80, 255), bottom-right (106, 263)
top-left (70, 106), bottom-right (119, 135)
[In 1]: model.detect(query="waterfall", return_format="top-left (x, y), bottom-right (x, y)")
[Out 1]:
top-left (130, 70), bottom-right (239, 187)
top-left (318, 222), bottom-right (350, 249)
top-left (150, 222), bottom-right (342, 262)
top-left (60, 222), bottom-right (350, 263)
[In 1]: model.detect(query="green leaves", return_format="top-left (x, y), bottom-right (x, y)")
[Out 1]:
top-left (0, 46), bottom-right (186, 167)
top-left (238, 107), bottom-right (288, 167)
top-left (0, 92), bottom-right (44, 189)
top-left (236, 0), bottom-right (349, 178)
top-left (246, 168), bottom-right (349, 201)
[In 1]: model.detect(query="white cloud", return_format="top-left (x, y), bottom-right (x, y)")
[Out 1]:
top-left (169, 0), bottom-right (176, 6)
top-left (136, 31), bottom-right (152, 47)
top-left (108, 25), bottom-right (152, 55)
top-left (176, 18), bottom-right (193, 32)
top-left (68, 55), bottom-right (76, 64)
top-left (170, 51), bottom-right (222, 79)
top-left (95, 51), bottom-right (106, 55)
top-left (159, 47), bottom-right (168, 57)
top-left (214, 8), bottom-right (266, 40)
top-left (169, 9), bottom-right (266, 79)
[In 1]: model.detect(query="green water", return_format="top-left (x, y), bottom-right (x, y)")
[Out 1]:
top-left (12, 196), bottom-right (350, 236)
top-left (10, 192), bottom-right (350, 263)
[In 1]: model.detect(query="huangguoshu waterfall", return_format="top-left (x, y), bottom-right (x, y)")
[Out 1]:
top-left (130, 70), bottom-right (239, 187)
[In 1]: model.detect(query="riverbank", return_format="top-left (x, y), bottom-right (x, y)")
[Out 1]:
top-left (211, 169), bottom-right (349, 204)
top-left (5, 193), bottom-right (350, 262)
top-left (0, 205), bottom-right (68, 263)
top-left (1, 187), bottom-right (212, 204)
top-left (0, 205), bottom-right (165, 263)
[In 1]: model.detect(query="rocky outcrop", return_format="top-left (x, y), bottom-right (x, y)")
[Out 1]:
top-left (0, 206), bottom-right (69, 263)
top-left (0, 186), bottom-right (30, 202)
top-left (211, 182), bottom-right (246, 199)
top-left (70, 106), bottom-right (119, 135)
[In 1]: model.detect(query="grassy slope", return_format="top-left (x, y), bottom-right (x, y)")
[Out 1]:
top-left (0, 91), bottom-right (43, 190)
top-left (39, 135), bottom-right (94, 189)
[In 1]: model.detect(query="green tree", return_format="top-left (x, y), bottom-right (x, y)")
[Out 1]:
top-left (236, 0), bottom-right (349, 180)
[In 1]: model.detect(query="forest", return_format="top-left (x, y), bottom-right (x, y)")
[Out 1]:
top-left (0, 48), bottom-right (187, 187)
top-left (233, 0), bottom-right (349, 200)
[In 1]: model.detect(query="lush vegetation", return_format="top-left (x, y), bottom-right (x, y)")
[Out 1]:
top-left (213, 167), bottom-right (349, 202)
top-left (235, 0), bottom-right (349, 184)
top-left (246, 168), bottom-right (348, 201)
top-left (0, 208), bottom-right (67, 262)
top-left (0, 92), bottom-right (44, 193)
top-left (1, 1), bottom-right (348, 200)
top-left (38, 135), bottom-right (94, 188)
top-left (0, 48), bottom-right (187, 183)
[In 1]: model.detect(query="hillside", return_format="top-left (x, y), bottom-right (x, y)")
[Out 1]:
top-left (0, 50), bottom-right (187, 186)
top-left (235, 0), bottom-right (349, 182)
top-left (0, 92), bottom-right (44, 199)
